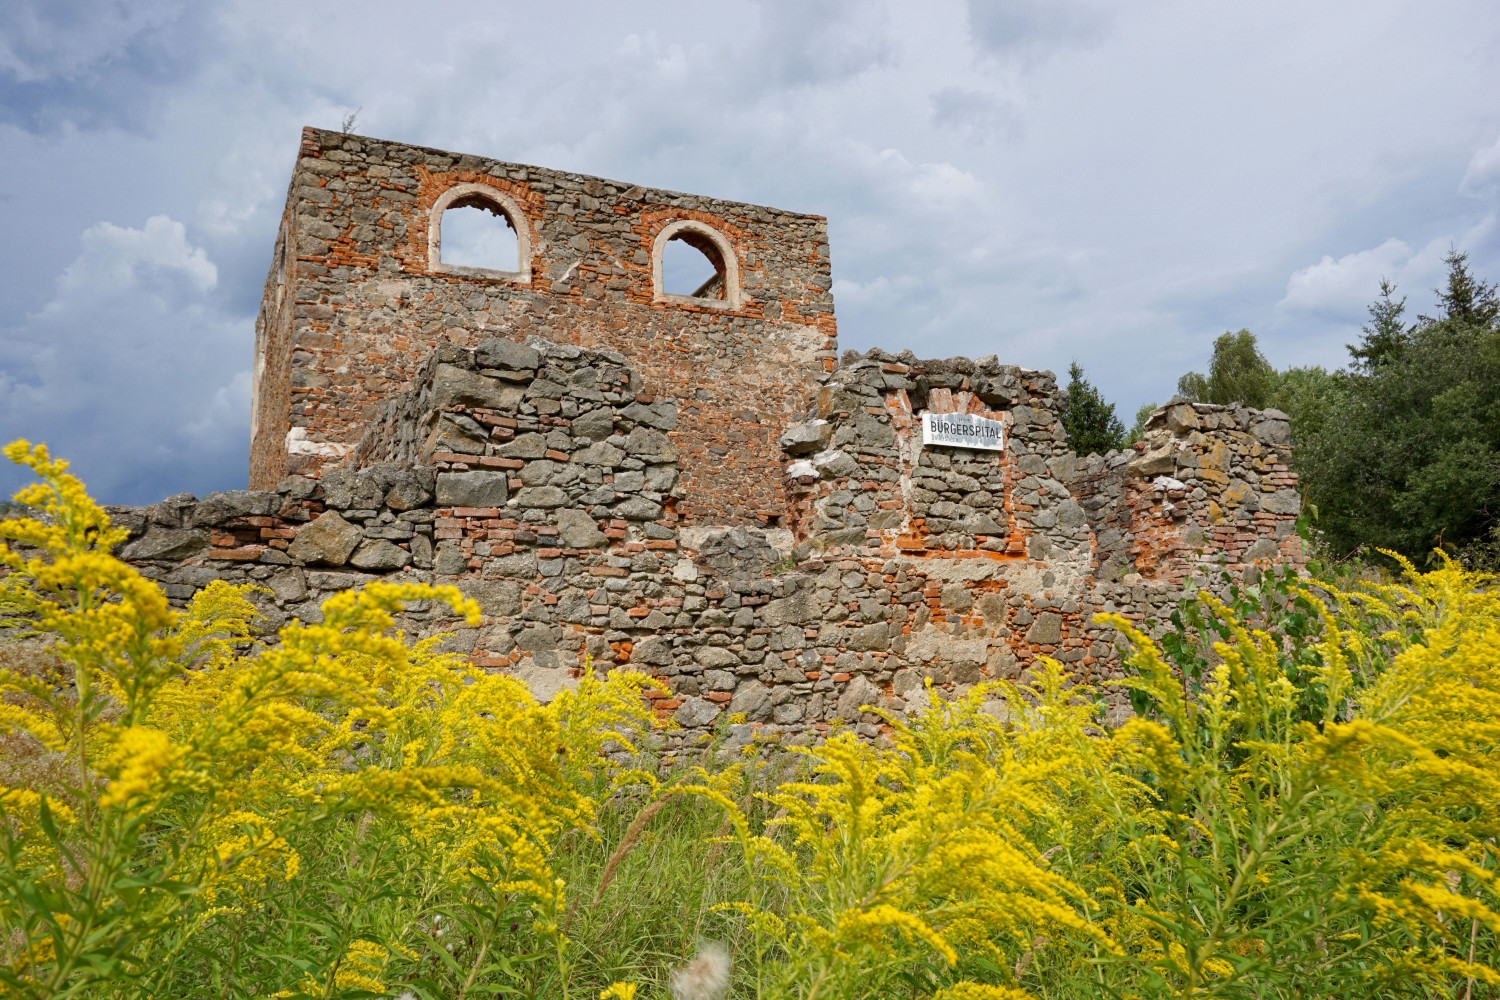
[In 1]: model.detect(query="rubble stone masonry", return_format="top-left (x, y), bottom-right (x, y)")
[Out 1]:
top-left (114, 332), bottom-right (1302, 744)
top-left (250, 128), bottom-right (836, 527)
top-left (107, 130), bottom-right (1305, 743)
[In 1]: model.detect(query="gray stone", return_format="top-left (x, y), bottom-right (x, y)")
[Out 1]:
top-left (773, 703), bottom-right (804, 724)
top-left (694, 646), bottom-right (741, 669)
top-left (624, 427), bottom-right (678, 462)
top-left (1025, 611), bottom-right (1063, 645)
top-left (729, 681), bottom-right (772, 721)
top-left (675, 696), bottom-right (721, 728)
top-left (631, 634), bottom-right (675, 666)
top-left (202, 490), bottom-right (281, 517)
top-left (1056, 499), bottom-right (1087, 531)
top-left (488, 551), bottom-right (538, 577)
top-left (1127, 448), bottom-right (1176, 478)
top-left (811, 449), bottom-right (859, 478)
top-left (1251, 417), bottom-right (1291, 446)
top-left (410, 533), bottom-right (434, 569)
top-left (704, 669), bottom-right (737, 691)
top-left (431, 362), bottom-right (526, 411)
top-left (120, 527), bottom-right (208, 561)
top-left (574, 441), bottom-right (625, 466)
top-left (762, 592), bottom-right (816, 627)
top-left (436, 471), bottom-right (509, 507)
top-left (517, 626), bottom-right (558, 651)
top-left (287, 512), bottom-right (363, 566)
top-left (425, 413), bottom-right (488, 455)
top-left (385, 479), bottom-right (433, 511)
top-left (350, 539), bottom-right (413, 570)
top-left (474, 338), bottom-right (540, 371)
top-left (836, 675), bottom-right (882, 721)
top-left (779, 419), bottom-right (833, 455)
top-left (319, 469), bottom-right (386, 510)
top-left (619, 400), bottom-right (677, 430)
top-left (572, 409), bottom-right (615, 440)
top-left (613, 496), bottom-right (662, 520)
top-left (458, 578), bottom-right (523, 616)
top-left (1243, 538), bottom-right (1280, 562)
top-left (554, 509), bottom-right (608, 548)
top-left (498, 433), bottom-right (549, 459)
top-left (434, 541), bottom-right (468, 576)
top-left (512, 486), bottom-right (567, 509)
top-left (268, 568), bottom-right (308, 603)
top-left (848, 622), bottom-right (889, 652)
top-left (1262, 489), bottom-right (1301, 515)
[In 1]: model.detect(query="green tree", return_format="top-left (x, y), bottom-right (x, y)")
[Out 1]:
top-left (1060, 361), bottom-right (1125, 455)
top-left (1176, 328), bottom-right (1276, 408)
top-left (1125, 401), bottom-right (1158, 446)
top-left (1300, 252), bottom-right (1500, 560)
top-left (1347, 278), bottom-right (1409, 371)
top-left (1268, 365), bottom-right (1343, 446)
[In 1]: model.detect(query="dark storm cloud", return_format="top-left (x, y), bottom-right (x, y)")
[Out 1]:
top-left (1, 0), bottom-right (1498, 503)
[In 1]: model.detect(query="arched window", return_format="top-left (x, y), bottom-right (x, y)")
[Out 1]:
top-left (428, 183), bottom-right (531, 283)
top-left (652, 220), bottom-right (741, 309)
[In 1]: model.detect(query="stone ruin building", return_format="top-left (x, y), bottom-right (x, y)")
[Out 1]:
top-left (109, 127), bottom-right (1304, 744)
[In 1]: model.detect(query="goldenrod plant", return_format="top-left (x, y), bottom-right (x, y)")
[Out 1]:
top-left (0, 442), bottom-right (654, 999)
top-left (1, 439), bottom-right (1498, 999)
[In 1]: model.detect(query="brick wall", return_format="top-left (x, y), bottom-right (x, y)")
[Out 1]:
top-left (116, 341), bottom-right (1303, 746)
top-left (250, 127), bottom-right (837, 527)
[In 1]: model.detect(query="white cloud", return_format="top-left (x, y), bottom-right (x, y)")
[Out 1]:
top-left (0, 0), bottom-right (190, 82)
top-left (1280, 238), bottom-right (1413, 318)
top-left (3, 0), bottom-right (1500, 500)
top-left (1461, 132), bottom-right (1500, 197)
top-left (0, 216), bottom-right (249, 503)
top-left (52, 215), bottom-right (216, 297)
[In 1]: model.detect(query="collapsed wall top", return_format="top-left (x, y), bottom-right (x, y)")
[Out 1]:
top-left (251, 127), bottom-right (838, 526)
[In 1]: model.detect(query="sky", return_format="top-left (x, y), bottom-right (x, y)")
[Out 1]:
top-left (2, 0), bottom-right (1499, 505)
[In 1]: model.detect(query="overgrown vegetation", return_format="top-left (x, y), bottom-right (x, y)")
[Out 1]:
top-left (1169, 252), bottom-right (1500, 565)
top-left (4, 444), bottom-right (1500, 999)
top-left (1058, 361), bottom-right (1125, 456)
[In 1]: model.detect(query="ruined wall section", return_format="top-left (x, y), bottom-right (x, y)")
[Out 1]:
top-left (248, 198), bottom-right (300, 491)
top-left (116, 345), bottom-right (1303, 747)
top-left (252, 127), bottom-right (837, 527)
top-left (1072, 398), bottom-right (1304, 589)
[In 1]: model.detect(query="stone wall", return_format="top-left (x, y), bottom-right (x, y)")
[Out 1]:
top-left (114, 342), bottom-right (1303, 745)
top-left (250, 127), bottom-right (837, 527)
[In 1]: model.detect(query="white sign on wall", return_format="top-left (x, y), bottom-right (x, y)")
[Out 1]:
top-left (921, 412), bottom-right (1007, 451)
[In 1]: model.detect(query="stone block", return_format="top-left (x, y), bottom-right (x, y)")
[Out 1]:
top-left (436, 471), bottom-right (509, 507)
top-left (120, 527), bottom-right (208, 561)
top-left (554, 508), bottom-right (607, 548)
top-left (350, 539), bottom-right (412, 570)
top-left (287, 512), bottom-right (362, 566)
top-left (1025, 611), bottom-right (1063, 645)
top-left (474, 338), bottom-right (540, 371)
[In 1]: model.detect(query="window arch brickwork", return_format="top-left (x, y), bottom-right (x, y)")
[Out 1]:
top-left (651, 219), bottom-right (743, 310)
top-left (428, 182), bottom-right (532, 282)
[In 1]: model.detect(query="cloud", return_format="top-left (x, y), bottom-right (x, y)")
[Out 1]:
top-left (965, 0), bottom-right (1113, 61)
top-left (0, 216), bottom-right (250, 504)
top-left (1279, 237), bottom-right (1415, 318)
top-left (0, 0), bottom-right (206, 131)
top-left (1461, 132), bottom-right (1500, 197)
top-left (930, 86), bottom-right (1023, 140)
top-left (3, 0), bottom-right (1500, 503)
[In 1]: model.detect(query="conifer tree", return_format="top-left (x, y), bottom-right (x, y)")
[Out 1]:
top-left (1060, 361), bottom-right (1125, 456)
top-left (1348, 278), bottom-right (1409, 371)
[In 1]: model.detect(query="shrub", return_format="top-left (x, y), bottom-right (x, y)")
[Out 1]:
top-left (0, 441), bottom-right (654, 999)
top-left (3, 440), bottom-right (1498, 999)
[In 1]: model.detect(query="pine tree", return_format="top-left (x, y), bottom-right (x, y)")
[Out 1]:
top-left (1348, 278), bottom-right (1408, 371)
top-left (1432, 249), bottom-right (1499, 326)
top-left (1060, 361), bottom-right (1125, 456)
